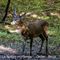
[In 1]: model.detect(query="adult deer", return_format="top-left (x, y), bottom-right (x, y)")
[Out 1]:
top-left (11, 10), bottom-right (49, 56)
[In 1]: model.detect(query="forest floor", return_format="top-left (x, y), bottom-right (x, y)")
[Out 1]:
top-left (0, 38), bottom-right (59, 60)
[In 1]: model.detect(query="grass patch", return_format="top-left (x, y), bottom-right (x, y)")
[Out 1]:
top-left (0, 29), bottom-right (23, 42)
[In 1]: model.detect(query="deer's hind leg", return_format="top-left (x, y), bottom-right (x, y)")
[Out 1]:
top-left (37, 34), bottom-right (45, 55)
top-left (29, 37), bottom-right (33, 56)
top-left (39, 34), bottom-right (45, 53)
top-left (37, 32), bottom-right (48, 57)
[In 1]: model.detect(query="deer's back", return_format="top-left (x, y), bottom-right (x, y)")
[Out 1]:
top-left (26, 20), bottom-right (48, 36)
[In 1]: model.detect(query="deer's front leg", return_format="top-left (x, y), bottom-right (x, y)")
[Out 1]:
top-left (30, 37), bottom-right (33, 56)
top-left (43, 31), bottom-right (48, 57)
top-left (22, 37), bottom-right (27, 55)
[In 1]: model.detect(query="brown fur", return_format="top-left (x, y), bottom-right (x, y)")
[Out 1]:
top-left (15, 20), bottom-right (49, 38)
top-left (11, 19), bottom-right (49, 56)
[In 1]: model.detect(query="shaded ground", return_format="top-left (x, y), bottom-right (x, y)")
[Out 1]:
top-left (0, 38), bottom-right (60, 60)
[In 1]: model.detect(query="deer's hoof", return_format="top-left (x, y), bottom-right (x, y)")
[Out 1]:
top-left (37, 52), bottom-right (42, 55)
top-left (45, 53), bottom-right (48, 57)
top-left (30, 53), bottom-right (32, 56)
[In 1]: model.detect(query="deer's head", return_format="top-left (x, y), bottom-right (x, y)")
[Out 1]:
top-left (11, 7), bottom-right (26, 25)
top-left (11, 12), bottom-right (26, 25)
top-left (11, 10), bottom-right (27, 33)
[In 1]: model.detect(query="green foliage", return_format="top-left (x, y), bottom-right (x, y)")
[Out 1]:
top-left (0, 29), bottom-right (23, 42)
top-left (0, 0), bottom-right (60, 42)
top-left (0, 0), bottom-right (60, 55)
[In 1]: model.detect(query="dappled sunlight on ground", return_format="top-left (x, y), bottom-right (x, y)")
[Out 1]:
top-left (5, 25), bottom-right (21, 33)
top-left (50, 12), bottom-right (60, 19)
top-left (26, 12), bottom-right (50, 20)
top-left (0, 45), bottom-right (17, 54)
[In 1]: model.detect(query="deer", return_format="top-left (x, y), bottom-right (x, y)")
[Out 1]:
top-left (10, 8), bottom-right (49, 56)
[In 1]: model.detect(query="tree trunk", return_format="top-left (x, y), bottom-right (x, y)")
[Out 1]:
top-left (1, 0), bottom-right (10, 23)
